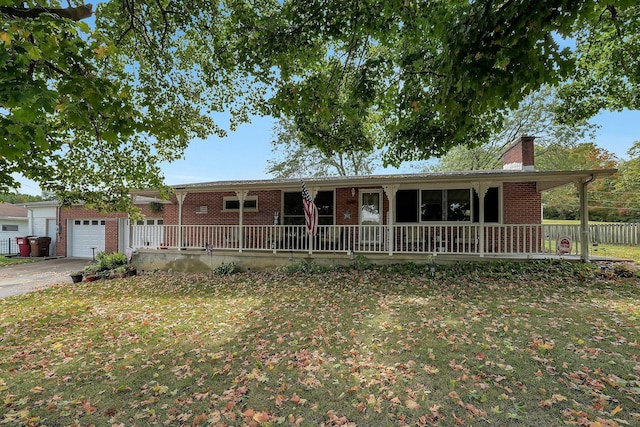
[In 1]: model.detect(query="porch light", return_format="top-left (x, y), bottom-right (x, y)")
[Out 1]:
top-left (351, 188), bottom-right (356, 197)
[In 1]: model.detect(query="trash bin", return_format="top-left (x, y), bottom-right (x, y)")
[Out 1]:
top-left (38, 237), bottom-right (51, 257)
top-left (29, 237), bottom-right (51, 257)
top-left (16, 236), bottom-right (32, 257)
top-left (29, 237), bottom-right (41, 257)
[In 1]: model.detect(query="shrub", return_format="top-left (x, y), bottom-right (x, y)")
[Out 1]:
top-left (212, 262), bottom-right (237, 276)
top-left (95, 251), bottom-right (128, 270)
top-left (83, 264), bottom-right (101, 275)
top-left (280, 259), bottom-right (330, 274)
top-left (351, 254), bottom-right (372, 271)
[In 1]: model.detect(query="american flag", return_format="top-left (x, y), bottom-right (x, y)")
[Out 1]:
top-left (301, 180), bottom-right (318, 236)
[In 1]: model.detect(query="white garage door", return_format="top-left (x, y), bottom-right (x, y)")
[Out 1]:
top-left (70, 220), bottom-right (105, 258)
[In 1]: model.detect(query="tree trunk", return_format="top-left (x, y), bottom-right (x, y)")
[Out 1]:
top-left (1, 4), bottom-right (93, 21)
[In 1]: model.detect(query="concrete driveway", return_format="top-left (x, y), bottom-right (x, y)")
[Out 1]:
top-left (0, 258), bottom-right (91, 298)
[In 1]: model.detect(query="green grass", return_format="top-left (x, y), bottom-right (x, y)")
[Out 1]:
top-left (0, 256), bottom-right (39, 267)
top-left (1, 261), bottom-right (639, 426)
top-left (592, 244), bottom-right (640, 264)
top-left (542, 219), bottom-right (613, 225)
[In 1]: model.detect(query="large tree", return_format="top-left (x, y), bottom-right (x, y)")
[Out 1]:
top-left (556, 4), bottom-right (640, 123)
top-left (2, 1), bottom-right (638, 211)
top-left (613, 142), bottom-right (640, 220)
top-left (1, 0), bottom-right (253, 212)
top-left (248, 1), bottom-right (638, 166)
top-left (427, 86), bottom-right (597, 172)
top-left (266, 118), bottom-right (379, 178)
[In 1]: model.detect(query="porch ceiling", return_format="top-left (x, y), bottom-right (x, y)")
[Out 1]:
top-left (131, 169), bottom-right (617, 201)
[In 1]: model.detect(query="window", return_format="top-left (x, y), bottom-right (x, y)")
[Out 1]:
top-left (223, 196), bottom-right (258, 211)
top-left (2, 224), bottom-right (19, 232)
top-left (396, 189), bottom-right (478, 222)
top-left (446, 189), bottom-right (471, 221)
top-left (135, 219), bottom-right (163, 225)
top-left (396, 190), bottom-right (418, 223)
top-left (74, 219), bottom-right (105, 225)
top-left (419, 189), bottom-right (471, 222)
top-left (473, 187), bottom-right (500, 223)
top-left (394, 186), bottom-right (502, 223)
top-left (283, 190), bottom-right (334, 225)
top-left (420, 190), bottom-right (443, 221)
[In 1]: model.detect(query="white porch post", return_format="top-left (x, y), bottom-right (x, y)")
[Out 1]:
top-left (382, 185), bottom-right (399, 256)
top-left (175, 192), bottom-right (187, 249)
top-left (472, 183), bottom-right (489, 257)
top-left (128, 194), bottom-right (135, 249)
top-left (308, 187), bottom-right (319, 255)
top-left (235, 190), bottom-right (248, 253)
top-left (577, 177), bottom-right (593, 262)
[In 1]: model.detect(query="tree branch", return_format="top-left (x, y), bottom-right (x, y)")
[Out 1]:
top-left (0, 4), bottom-right (93, 21)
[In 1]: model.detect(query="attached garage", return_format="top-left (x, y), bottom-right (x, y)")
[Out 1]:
top-left (69, 219), bottom-right (106, 258)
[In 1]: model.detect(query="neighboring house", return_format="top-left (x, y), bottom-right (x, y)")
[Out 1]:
top-left (0, 203), bottom-right (28, 254)
top-left (21, 200), bottom-right (58, 256)
top-left (43, 135), bottom-right (616, 269)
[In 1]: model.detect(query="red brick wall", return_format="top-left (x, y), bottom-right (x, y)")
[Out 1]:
top-left (335, 188), bottom-right (358, 225)
top-left (57, 206), bottom-right (128, 257)
top-left (503, 135), bottom-right (535, 169)
top-left (173, 190), bottom-right (282, 225)
top-left (502, 182), bottom-right (541, 224)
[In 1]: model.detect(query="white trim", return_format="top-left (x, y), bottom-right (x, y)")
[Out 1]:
top-left (359, 189), bottom-right (384, 226)
top-left (359, 189), bottom-right (385, 248)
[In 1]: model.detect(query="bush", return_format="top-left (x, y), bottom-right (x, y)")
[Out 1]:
top-left (280, 259), bottom-right (330, 274)
top-left (212, 262), bottom-right (237, 276)
top-left (95, 251), bottom-right (128, 270)
top-left (351, 254), bottom-right (372, 271)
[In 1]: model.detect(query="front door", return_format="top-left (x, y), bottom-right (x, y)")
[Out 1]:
top-left (359, 190), bottom-right (383, 246)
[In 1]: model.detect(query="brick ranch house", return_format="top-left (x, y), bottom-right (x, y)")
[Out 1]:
top-left (41, 136), bottom-right (615, 271)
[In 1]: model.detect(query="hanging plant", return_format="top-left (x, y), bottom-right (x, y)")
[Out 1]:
top-left (149, 201), bottom-right (164, 214)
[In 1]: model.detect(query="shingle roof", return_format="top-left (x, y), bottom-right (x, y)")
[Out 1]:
top-left (0, 203), bottom-right (28, 219)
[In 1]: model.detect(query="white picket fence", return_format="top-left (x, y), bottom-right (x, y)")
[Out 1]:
top-left (589, 223), bottom-right (640, 246)
top-left (544, 223), bottom-right (640, 246)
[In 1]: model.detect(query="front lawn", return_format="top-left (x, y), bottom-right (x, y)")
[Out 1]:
top-left (1, 261), bottom-right (639, 426)
top-left (0, 256), bottom-right (38, 268)
top-left (592, 244), bottom-right (640, 264)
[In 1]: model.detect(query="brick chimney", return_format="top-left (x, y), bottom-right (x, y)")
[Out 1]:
top-left (502, 134), bottom-right (535, 171)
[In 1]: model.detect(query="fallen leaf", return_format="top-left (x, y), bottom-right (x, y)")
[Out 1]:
top-left (406, 399), bottom-right (421, 410)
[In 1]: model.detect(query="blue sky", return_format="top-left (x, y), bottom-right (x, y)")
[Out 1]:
top-left (13, 108), bottom-right (640, 196)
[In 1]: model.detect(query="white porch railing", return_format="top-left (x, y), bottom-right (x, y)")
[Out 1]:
top-left (131, 224), bottom-right (606, 257)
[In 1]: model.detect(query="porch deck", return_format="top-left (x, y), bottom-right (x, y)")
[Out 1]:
top-left (131, 224), bottom-right (590, 258)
